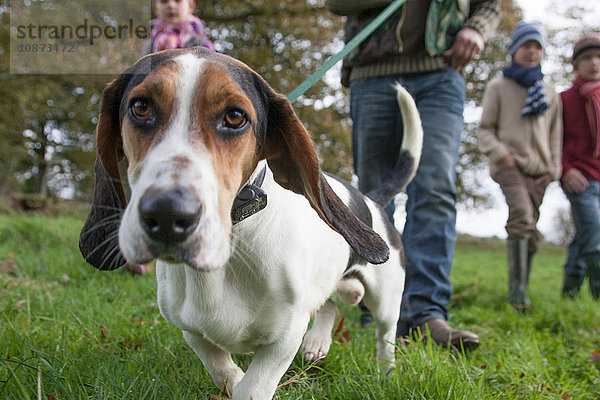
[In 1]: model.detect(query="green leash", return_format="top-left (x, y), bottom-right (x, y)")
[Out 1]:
top-left (286, 0), bottom-right (407, 103)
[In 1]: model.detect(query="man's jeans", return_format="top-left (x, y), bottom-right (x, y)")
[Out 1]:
top-left (564, 180), bottom-right (600, 276)
top-left (350, 68), bottom-right (465, 335)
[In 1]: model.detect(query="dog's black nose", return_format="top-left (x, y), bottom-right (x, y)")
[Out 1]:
top-left (138, 187), bottom-right (201, 244)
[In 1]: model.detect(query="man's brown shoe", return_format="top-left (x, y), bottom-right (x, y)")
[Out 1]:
top-left (419, 318), bottom-right (479, 351)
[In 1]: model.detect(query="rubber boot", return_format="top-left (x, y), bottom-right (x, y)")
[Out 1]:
top-left (586, 261), bottom-right (600, 300)
top-left (561, 274), bottom-right (584, 299)
top-left (358, 301), bottom-right (374, 328)
top-left (507, 237), bottom-right (531, 311)
top-left (525, 252), bottom-right (533, 289)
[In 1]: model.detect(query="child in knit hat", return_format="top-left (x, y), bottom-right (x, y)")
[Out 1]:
top-left (478, 21), bottom-right (562, 310)
top-left (560, 32), bottom-right (600, 300)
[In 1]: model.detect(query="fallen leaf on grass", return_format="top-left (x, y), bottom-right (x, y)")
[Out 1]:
top-left (132, 316), bottom-right (147, 326)
top-left (115, 339), bottom-right (141, 356)
top-left (0, 258), bottom-right (16, 276)
top-left (535, 381), bottom-right (571, 399)
top-left (15, 299), bottom-right (27, 309)
top-left (100, 325), bottom-right (109, 339)
top-left (332, 316), bottom-right (351, 345)
top-left (589, 349), bottom-right (600, 362)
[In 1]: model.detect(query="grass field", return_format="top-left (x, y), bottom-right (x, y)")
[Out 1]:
top-left (0, 213), bottom-right (598, 399)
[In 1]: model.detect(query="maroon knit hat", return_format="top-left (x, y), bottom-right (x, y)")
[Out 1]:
top-left (572, 32), bottom-right (600, 65)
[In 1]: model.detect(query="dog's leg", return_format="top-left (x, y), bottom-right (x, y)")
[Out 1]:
top-left (301, 299), bottom-right (338, 362)
top-left (373, 313), bottom-right (398, 374)
top-left (182, 330), bottom-right (244, 396)
top-left (232, 314), bottom-right (310, 400)
top-left (363, 278), bottom-right (402, 374)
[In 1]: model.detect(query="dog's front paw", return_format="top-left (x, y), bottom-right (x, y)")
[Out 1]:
top-left (213, 366), bottom-right (244, 396)
top-left (301, 329), bottom-right (332, 362)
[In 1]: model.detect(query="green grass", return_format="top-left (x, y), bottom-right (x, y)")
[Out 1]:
top-left (0, 214), bottom-right (598, 399)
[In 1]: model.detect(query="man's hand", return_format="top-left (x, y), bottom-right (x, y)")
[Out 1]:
top-left (442, 27), bottom-right (484, 71)
top-left (561, 168), bottom-right (589, 194)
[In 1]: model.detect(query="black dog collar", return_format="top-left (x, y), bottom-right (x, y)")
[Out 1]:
top-left (231, 166), bottom-right (268, 225)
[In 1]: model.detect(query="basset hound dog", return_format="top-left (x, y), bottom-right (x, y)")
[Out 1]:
top-left (79, 47), bottom-right (422, 400)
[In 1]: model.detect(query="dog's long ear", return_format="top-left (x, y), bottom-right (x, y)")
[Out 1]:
top-left (261, 91), bottom-right (389, 264)
top-left (95, 80), bottom-right (126, 204)
top-left (79, 79), bottom-right (127, 270)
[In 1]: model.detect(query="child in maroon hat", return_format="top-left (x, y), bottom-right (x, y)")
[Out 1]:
top-left (560, 32), bottom-right (600, 300)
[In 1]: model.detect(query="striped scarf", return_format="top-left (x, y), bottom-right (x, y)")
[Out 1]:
top-left (151, 15), bottom-right (214, 53)
top-left (425, 0), bottom-right (468, 56)
top-left (577, 76), bottom-right (600, 157)
top-left (503, 64), bottom-right (548, 117)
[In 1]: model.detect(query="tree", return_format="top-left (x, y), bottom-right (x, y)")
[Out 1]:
top-left (542, 1), bottom-right (598, 88)
top-left (2, 0), bottom-right (596, 204)
top-left (0, 0), bottom-right (144, 198)
top-left (8, 76), bottom-right (102, 197)
top-left (0, 0), bottom-right (352, 199)
top-left (0, 61), bottom-right (104, 198)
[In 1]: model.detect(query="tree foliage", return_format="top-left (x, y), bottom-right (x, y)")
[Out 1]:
top-left (0, 0), bottom-right (139, 198)
top-left (0, 0), bottom-right (598, 205)
top-left (0, 0), bottom-right (351, 199)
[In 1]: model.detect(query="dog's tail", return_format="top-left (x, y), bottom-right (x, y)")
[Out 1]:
top-left (366, 83), bottom-right (423, 208)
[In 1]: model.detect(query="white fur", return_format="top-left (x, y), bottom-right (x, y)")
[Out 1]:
top-left (153, 168), bottom-right (405, 399)
top-left (117, 55), bottom-right (420, 400)
top-left (395, 82), bottom-right (423, 168)
top-left (120, 56), bottom-right (231, 270)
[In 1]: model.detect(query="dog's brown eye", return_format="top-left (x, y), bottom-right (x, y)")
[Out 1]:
top-left (131, 100), bottom-right (152, 121)
top-left (224, 109), bottom-right (247, 129)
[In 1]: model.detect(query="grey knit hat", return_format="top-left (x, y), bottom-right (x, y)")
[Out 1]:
top-left (509, 21), bottom-right (545, 56)
top-left (572, 32), bottom-right (600, 65)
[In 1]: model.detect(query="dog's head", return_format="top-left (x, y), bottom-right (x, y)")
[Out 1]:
top-left (79, 47), bottom-right (389, 271)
